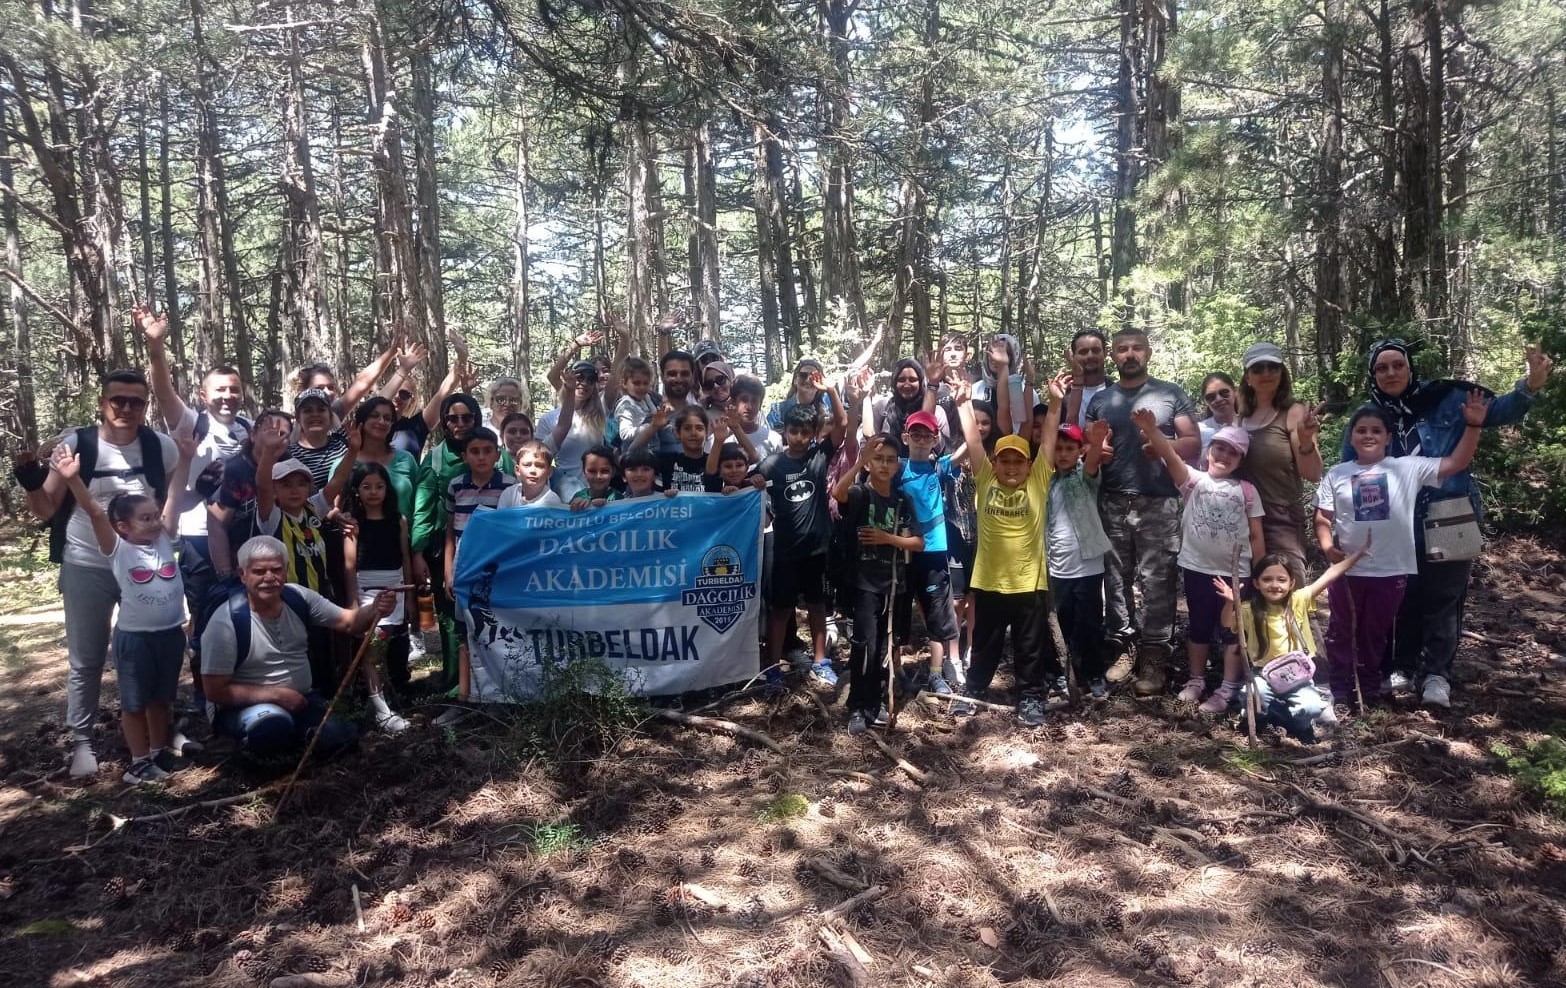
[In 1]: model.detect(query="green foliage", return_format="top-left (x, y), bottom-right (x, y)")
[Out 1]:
top-left (1492, 727), bottom-right (1566, 814)
top-left (757, 793), bottom-right (809, 822)
top-left (1472, 299), bottom-right (1566, 530)
top-left (15, 918), bottom-right (77, 938)
top-left (525, 821), bottom-right (591, 856)
top-left (490, 657), bottom-right (647, 762)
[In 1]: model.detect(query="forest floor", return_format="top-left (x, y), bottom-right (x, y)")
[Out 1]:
top-left (3, 528), bottom-right (1566, 988)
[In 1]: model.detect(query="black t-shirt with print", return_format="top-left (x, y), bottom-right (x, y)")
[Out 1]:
top-left (757, 437), bottom-right (837, 560)
top-left (657, 451), bottom-right (710, 494)
top-left (844, 483), bottom-right (907, 593)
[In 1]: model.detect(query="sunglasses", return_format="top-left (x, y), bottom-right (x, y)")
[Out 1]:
top-left (106, 395), bottom-right (148, 411)
top-left (1203, 388), bottom-right (1232, 402)
top-left (1248, 362), bottom-right (1284, 374)
top-left (493, 395), bottom-right (521, 405)
top-left (395, 390), bottom-right (414, 402)
top-left (446, 413), bottom-right (475, 423)
top-left (704, 375), bottom-right (730, 387)
top-left (128, 561), bottom-right (178, 584)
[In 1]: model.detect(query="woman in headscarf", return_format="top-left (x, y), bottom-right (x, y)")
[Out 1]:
top-left (864, 358), bottom-right (950, 455)
top-left (1234, 342), bottom-right (1324, 569)
top-left (970, 333), bottom-right (1038, 435)
top-left (1346, 339), bottom-right (1552, 708)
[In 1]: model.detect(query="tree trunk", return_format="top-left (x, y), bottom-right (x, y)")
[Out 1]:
top-left (687, 120), bottom-right (720, 341)
top-left (1111, 0), bottom-right (1141, 320)
top-left (1313, 0), bottom-right (1348, 400)
top-left (0, 92), bottom-right (37, 450)
top-left (281, 12), bottom-right (330, 365)
top-left (751, 122), bottom-right (783, 380)
top-left (410, 46), bottom-right (445, 364)
top-left (1446, 0), bottom-right (1473, 378)
top-left (819, 0), bottom-right (869, 340)
top-left (511, 115), bottom-right (533, 403)
top-left (1369, 0), bottom-right (1402, 325)
top-left (157, 77), bottom-right (185, 374)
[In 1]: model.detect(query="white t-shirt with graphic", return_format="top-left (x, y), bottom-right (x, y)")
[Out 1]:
top-left (174, 407), bottom-right (250, 537)
top-left (109, 533), bottom-right (186, 632)
top-left (1316, 455), bottom-right (1443, 577)
top-left (1178, 471), bottom-right (1265, 576)
top-left (59, 428), bottom-right (180, 570)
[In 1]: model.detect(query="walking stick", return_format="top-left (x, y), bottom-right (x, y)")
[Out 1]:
top-left (275, 628), bottom-right (383, 817)
top-left (1345, 572), bottom-right (1366, 713)
top-left (883, 507), bottom-right (905, 730)
top-left (1046, 590), bottom-right (1080, 706)
top-left (1230, 546), bottom-right (1258, 749)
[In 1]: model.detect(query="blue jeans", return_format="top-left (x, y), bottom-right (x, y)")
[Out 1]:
top-left (1243, 675), bottom-right (1326, 740)
top-left (213, 692), bottom-right (358, 758)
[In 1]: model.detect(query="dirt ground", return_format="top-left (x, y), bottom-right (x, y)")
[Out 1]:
top-left (3, 528), bottom-right (1566, 988)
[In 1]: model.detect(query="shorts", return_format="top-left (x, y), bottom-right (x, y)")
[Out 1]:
top-left (947, 556), bottom-right (969, 597)
top-left (896, 552), bottom-right (960, 644)
top-left (768, 553), bottom-right (827, 607)
top-left (1184, 568), bottom-right (1243, 647)
top-left (112, 626), bottom-right (185, 712)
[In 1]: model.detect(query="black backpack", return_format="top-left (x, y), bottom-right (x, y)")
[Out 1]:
top-left (192, 411), bottom-right (252, 445)
top-left (225, 586), bottom-right (311, 669)
top-left (47, 426), bottom-right (168, 564)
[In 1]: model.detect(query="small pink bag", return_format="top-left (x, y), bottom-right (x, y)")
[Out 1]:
top-left (1260, 652), bottom-right (1316, 694)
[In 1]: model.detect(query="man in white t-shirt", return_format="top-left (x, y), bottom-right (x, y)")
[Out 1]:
top-left (201, 537), bottom-right (395, 758)
top-left (14, 369), bottom-right (181, 777)
top-left (1063, 329), bottom-right (1110, 431)
top-left (132, 305), bottom-right (251, 710)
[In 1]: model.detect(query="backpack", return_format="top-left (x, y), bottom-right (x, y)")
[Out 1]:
top-left (192, 411), bottom-right (252, 445)
top-left (225, 586), bottom-right (312, 669)
top-left (48, 426), bottom-right (168, 564)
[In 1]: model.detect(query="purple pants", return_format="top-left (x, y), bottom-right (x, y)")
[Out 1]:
top-left (1325, 575), bottom-right (1406, 702)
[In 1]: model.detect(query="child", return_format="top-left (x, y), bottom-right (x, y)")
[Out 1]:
top-left (499, 412), bottom-right (534, 461)
top-left (730, 375), bottom-right (782, 459)
top-left (945, 398), bottom-right (996, 671)
top-left (894, 410), bottom-right (963, 696)
top-left (831, 435), bottom-right (923, 733)
top-left (50, 435), bottom-right (195, 783)
top-left (952, 369), bottom-right (1069, 726)
top-left (757, 386), bottom-right (848, 686)
top-left (569, 445), bottom-right (623, 509)
top-left (613, 356), bottom-right (659, 453)
top-left (705, 438), bottom-right (755, 494)
top-left (621, 446), bottom-right (673, 498)
top-left (1132, 410), bottom-right (1266, 710)
top-left (254, 427), bottom-right (356, 691)
top-left (635, 405), bottom-right (711, 493)
top-left (341, 462), bottom-right (413, 731)
top-left (1313, 395), bottom-right (1488, 706)
top-left (1046, 419), bottom-right (1113, 698)
top-left (1215, 544), bottom-right (1371, 738)
top-left (498, 440), bottom-right (565, 509)
top-left (442, 427), bottom-right (517, 717)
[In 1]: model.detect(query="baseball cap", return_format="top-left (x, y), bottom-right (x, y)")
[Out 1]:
top-left (270, 458), bottom-right (312, 481)
top-left (1057, 423), bottom-right (1085, 444)
top-left (1242, 341), bottom-right (1285, 370)
top-left (692, 340), bottom-right (723, 363)
top-left (571, 360), bottom-right (600, 382)
top-left (994, 435), bottom-right (1031, 459)
top-left (293, 387), bottom-right (331, 411)
top-left (904, 410), bottom-right (939, 434)
top-left (1210, 425), bottom-right (1251, 455)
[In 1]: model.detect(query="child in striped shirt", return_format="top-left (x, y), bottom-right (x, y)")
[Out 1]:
top-left (442, 428), bottom-right (515, 708)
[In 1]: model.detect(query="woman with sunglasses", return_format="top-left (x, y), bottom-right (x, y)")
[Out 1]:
top-left (49, 433), bottom-right (197, 784)
top-left (1194, 372), bottom-right (1238, 466)
top-left (1234, 342), bottom-right (1325, 570)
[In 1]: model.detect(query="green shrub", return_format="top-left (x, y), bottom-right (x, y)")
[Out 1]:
top-left (1493, 728), bottom-right (1566, 814)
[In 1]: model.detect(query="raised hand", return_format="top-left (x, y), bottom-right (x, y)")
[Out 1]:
top-left (447, 327), bottom-right (470, 363)
top-left (130, 304), bottom-right (168, 343)
top-left (49, 444), bottom-right (81, 481)
top-left (651, 403), bottom-right (674, 429)
top-left (1047, 370), bottom-right (1074, 402)
top-left (1211, 576), bottom-right (1236, 602)
top-left (253, 428), bottom-right (288, 464)
top-left (174, 430), bottom-right (200, 464)
top-left (1299, 402), bottom-right (1326, 444)
top-left (846, 365), bottom-right (872, 403)
top-left (1461, 389), bottom-right (1491, 427)
top-left (1130, 407), bottom-right (1158, 435)
top-left (856, 434), bottom-right (884, 467)
top-left (712, 414), bottom-right (732, 442)
top-left (987, 338), bottom-right (1011, 369)
top-left (924, 350), bottom-right (945, 386)
top-left (344, 419), bottom-right (363, 454)
top-left (1086, 419), bottom-right (1111, 446)
top-left (1525, 343), bottom-right (1553, 392)
top-left (397, 343), bottom-right (429, 372)
top-left (952, 379), bottom-right (972, 405)
top-left (574, 328), bottom-right (605, 350)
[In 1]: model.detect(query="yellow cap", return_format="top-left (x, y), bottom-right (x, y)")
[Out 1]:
top-left (993, 435), bottom-right (1032, 459)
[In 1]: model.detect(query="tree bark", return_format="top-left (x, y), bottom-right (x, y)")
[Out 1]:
top-left (410, 45), bottom-right (445, 366)
top-left (1313, 0), bottom-right (1348, 400)
top-left (281, 11), bottom-right (331, 365)
top-left (0, 91), bottom-right (37, 450)
top-left (1111, 0), bottom-right (1141, 321)
top-left (157, 77), bottom-right (184, 373)
top-left (687, 119), bottom-right (720, 342)
top-left (750, 121), bottom-right (783, 379)
top-left (511, 115), bottom-right (533, 402)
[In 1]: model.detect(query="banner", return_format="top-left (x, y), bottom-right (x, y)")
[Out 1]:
top-left (451, 490), bottom-right (763, 701)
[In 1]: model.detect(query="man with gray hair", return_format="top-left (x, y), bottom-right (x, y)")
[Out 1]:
top-left (200, 536), bottom-right (397, 757)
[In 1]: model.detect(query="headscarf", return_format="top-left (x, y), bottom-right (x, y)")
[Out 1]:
top-left (1365, 339), bottom-right (1469, 456)
top-left (880, 358), bottom-right (928, 438)
top-left (982, 333), bottom-right (1022, 386)
top-left (439, 393), bottom-right (482, 442)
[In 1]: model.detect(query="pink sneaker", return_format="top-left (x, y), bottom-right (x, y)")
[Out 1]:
top-left (1176, 678), bottom-right (1206, 703)
top-left (1199, 683), bottom-right (1238, 714)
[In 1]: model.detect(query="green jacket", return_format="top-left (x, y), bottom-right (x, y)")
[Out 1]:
top-left (411, 440), bottom-right (514, 552)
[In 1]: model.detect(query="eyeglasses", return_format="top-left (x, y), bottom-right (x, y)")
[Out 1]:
top-left (704, 375), bottom-right (730, 387)
top-left (1203, 388), bottom-right (1232, 402)
top-left (493, 395), bottom-right (521, 406)
top-left (106, 395), bottom-right (148, 411)
top-left (446, 413), bottom-right (475, 423)
top-left (128, 561), bottom-right (178, 584)
top-left (1248, 362), bottom-right (1284, 374)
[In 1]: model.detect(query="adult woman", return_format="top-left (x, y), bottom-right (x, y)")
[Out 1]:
top-left (1352, 339), bottom-right (1552, 707)
top-left (536, 365), bottom-right (597, 499)
top-left (865, 358), bottom-right (950, 455)
top-left (326, 398), bottom-right (420, 522)
top-left (482, 377), bottom-right (526, 431)
top-left (1234, 342), bottom-right (1324, 569)
top-left (1194, 371), bottom-right (1238, 465)
top-left (292, 339), bottom-right (397, 423)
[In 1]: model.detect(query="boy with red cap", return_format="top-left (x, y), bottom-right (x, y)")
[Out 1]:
top-left (1046, 418), bottom-right (1115, 697)
top-left (1132, 412), bottom-right (1265, 712)
top-left (893, 409), bottom-right (964, 695)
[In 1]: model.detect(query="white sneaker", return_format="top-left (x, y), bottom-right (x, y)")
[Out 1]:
top-left (1383, 670), bottom-right (1412, 694)
top-left (408, 635), bottom-right (427, 660)
top-left (68, 741), bottom-right (99, 778)
top-left (122, 757), bottom-right (169, 785)
top-left (1317, 698), bottom-right (1339, 726)
top-left (1421, 675), bottom-right (1452, 708)
top-left (376, 710), bottom-right (411, 733)
top-left (1177, 678), bottom-right (1206, 703)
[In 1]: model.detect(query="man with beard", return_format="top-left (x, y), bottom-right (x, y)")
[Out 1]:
top-left (1084, 328), bottom-right (1199, 696)
top-left (654, 350), bottom-right (697, 454)
top-left (1063, 329), bottom-right (1110, 430)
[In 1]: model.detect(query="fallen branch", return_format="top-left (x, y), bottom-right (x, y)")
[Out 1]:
top-left (820, 884), bottom-right (887, 922)
top-left (806, 856), bottom-right (869, 893)
top-left (918, 691), bottom-right (1014, 714)
top-left (818, 925), bottom-right (870, 987)
top-left (1281, 781), bottom-right (1410, 845)
top-left (1080, 785), bottom-right (1143, 809)
top-left (1461, 629), bottom-right (1511, 648)
top-left (653, 708), bottom-right (784, 753)
top-left (108, 791), bottom-right (266, 831)
top-left (1289, 737), bottom-right (1416, 766)
top-left (864, 732), bottom-right (933, 785)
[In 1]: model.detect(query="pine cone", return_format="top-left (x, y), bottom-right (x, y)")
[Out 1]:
top-left (101, 875), bottom-right (127, 905)
top-left (1109, 770), bottom-right (1138, 799)
top-left (1101, 902), bottom-right (1125, 933)
top-left (737, 859), bottom-right (758, 878)
top-left (700, 844), bottom-right (717, 869)
top-left (617, 848), bottom-right (648, 871)
top-left (734, 971), bottom-right (769, 988)
top-left (609, 943), bottom-right (631, 965)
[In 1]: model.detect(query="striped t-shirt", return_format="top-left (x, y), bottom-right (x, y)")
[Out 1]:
top-left (445, 470), bottom-right (517, 541)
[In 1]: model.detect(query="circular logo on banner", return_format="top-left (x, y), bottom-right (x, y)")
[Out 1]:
top-left (683, 544), bottom-right (758, 634)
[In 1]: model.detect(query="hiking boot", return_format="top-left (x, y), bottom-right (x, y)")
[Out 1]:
top-left (432, 706), bottom-right (469, 728)
top-left (1421, 675), bottom-right (1452, 709)
top-left (762, 666), bottom-right (786, 696)
top-left (1133, 649), bottom-right (1168, 697)
top-left (1016, 698), bottom-right (1046, 728)
top-left (809, 661), bottom-right (839, 688)
top-left (151, 749), bottom-right (182, 774)
top-left (68, 740), bottom-right (99, 779)
top-left (1176, 677), bottom-right (1206, 703)
top-left (1198, 682), bottom-right (1239, 714)
top-left (952, 688), bottom-right (982, 717)
top-left (872, 705), bottom-right (890, 728)
top-left (122, 757), bottom-right (169, 785)
top-left (1052, 675), bottom-right (1070, 699)
top-left (170, 731), bottom-right (204, 757)
top-left (1383, 670), bottom-right (1412, 694)
top-left (1104, 644), bottom-right (1136, 684)
top-left (847, 710), bottom-right (869, 735)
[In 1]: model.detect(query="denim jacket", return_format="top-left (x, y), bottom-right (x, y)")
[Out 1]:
top-left (1050, 466), bottom-right (1112, 561)
top-left (1340, 377), bottom-right (1535, 532)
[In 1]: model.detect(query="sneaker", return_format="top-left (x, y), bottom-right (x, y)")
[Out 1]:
top-left (432, 706), bottom-right (469, 728)
top-left (1177, 678), bottom-right (1206, 703)
top-left (1316, 698), bottom-right (1339, 727)
top-left (952, 690), bottom-right (980, 717)
top-left (1016, 698), bottom-right (1046, 728)
top-left (1133, 648), bottom-right (1169, 697)
top-left (122, 758), bottom-right (169, 785)
top-left (151, 749), bottom-right (181, 774)
top-left (927, 674), bottom-right (954, 697)
top-left (762, 666), bottom-right (786, 695)
top-left (872, 705), bottom-right (891, 727)
top-left (1089, 678), bottom-right (1108, 700)
top-left (847, 710), bottom-right (869, 735)
top-left (785, 646), bottom-right (812, 671)
top-left (1105, 649), bottom-right (1136, 684)
top-left (407, 635), bottom-right (427, 661)
top-left (376, 710), bottom-right (411, 733)
top-left (1052, 675), bottom-right (1070, 698)
top-left (1383, 670), bottom-right (1412, 694)
top-left (68, 741), bottom-right (99, 778)
top-left (1198, 683), bottom-right (1238, 714)
top-left (825, 619), bottom-right (841, 649)
top-left (1421, 675), bottom-right (1452, 709)
top-left (809, 661), bottom-right (839, 688)
top-left (170, 731), bottom-right (204, 757)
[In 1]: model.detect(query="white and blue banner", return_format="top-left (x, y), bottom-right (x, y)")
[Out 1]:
top-left (452, 490), bottom-right (764, 701)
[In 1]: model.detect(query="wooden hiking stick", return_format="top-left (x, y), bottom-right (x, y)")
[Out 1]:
top-left (275, 630), bottom-right (381, 817)
top-left (1230, 546), bottom-right (1259, 749)
top-left (1345, 573), bottom-right (1366, 712)
top-left (883, 506), bottom-right (905, 730)
top-left (1045, 591), bottom-right (1080, 706)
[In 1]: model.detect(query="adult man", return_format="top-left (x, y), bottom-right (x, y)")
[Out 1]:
top-left (655, 350), bottom-right (697, 453)
top-left (1085, 328), bottom-right (1200, 695)
top-left (201, 537), bottom-right (397, 757)
top-left (132, 305), bottom-right (250, 712)
top-left (13, 370), bottom-right (182, 776)
top-left (1063, 329), bottom-right (1110, 430)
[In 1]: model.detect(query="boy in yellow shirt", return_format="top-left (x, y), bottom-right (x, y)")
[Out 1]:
top-left (952, 368), bottom-right (1071, 726)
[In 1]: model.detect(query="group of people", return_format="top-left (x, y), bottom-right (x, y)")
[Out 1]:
top-left (12, 306), bottom-right (1554, 779)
